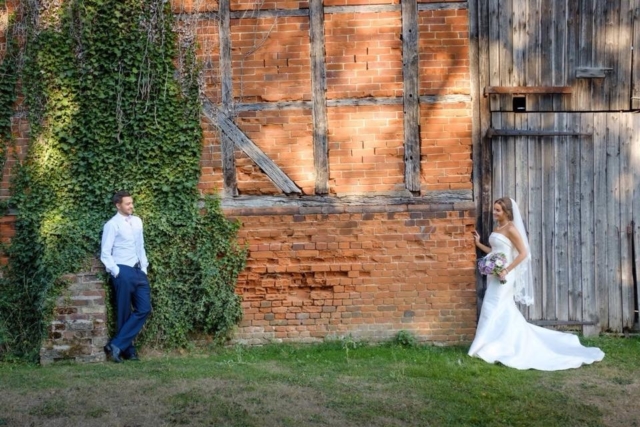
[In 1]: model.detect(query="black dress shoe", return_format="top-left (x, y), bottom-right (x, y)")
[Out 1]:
top-left (126, 353), bottom-right (140, 361)
top-left (104, 343), bottom-right (123, 363)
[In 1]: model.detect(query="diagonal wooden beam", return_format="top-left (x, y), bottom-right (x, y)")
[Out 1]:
top-left (202, 100), bottom-right (303, 195)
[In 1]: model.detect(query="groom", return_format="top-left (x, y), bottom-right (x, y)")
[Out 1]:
top-left (100, 190), bottom-right (151, 363)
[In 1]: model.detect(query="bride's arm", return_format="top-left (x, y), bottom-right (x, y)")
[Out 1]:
top-left (499, 226), bottom-right (529, 280)
top-left (472, 230), bottom-right (491, 254)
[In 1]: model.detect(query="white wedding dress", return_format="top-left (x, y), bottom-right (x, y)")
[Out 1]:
top-left (468, 232), bottom-right (605, 370)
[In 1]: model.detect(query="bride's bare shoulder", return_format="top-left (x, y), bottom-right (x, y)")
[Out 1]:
top-left (505, 223), bottom-right (523, 240)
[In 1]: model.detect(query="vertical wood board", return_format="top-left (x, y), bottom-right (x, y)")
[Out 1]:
top-left (309, 0), bottom-right (329, 195)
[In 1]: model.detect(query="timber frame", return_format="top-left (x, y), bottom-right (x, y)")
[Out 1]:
top-left (185, 0), bottom-right (471, 201)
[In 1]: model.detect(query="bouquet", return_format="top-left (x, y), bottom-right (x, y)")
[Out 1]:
top-left (478, 252), bottom-right (508, 284)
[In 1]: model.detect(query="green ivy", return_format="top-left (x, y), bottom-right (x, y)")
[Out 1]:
top-left (0, 13), bottom-right (19, 176)
top-left (0, 0), bottom-right (246, 362)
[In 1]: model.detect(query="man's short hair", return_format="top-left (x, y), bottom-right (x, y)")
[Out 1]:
top-left (112, 190), bottom-right (131, 205)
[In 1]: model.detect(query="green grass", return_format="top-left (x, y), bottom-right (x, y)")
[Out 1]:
top-left (0, 335), bottom-right (638, 426)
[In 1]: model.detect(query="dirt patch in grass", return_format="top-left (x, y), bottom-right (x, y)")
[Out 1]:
top-left (0, 376), bottom-right (357, 427)
top-left (550, 368), bottom-right (640, 427)
top-left (550, 369), bottom-right (640, 427)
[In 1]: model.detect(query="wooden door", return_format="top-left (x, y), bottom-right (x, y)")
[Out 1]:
top-left (489, 112), bottom-right (639, 333)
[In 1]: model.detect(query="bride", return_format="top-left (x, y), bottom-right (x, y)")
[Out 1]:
top-left (468, 197), bottom-right (604, 370)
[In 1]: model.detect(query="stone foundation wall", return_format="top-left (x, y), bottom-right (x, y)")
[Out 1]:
top-left (39, 261), bottom-right (108, 365)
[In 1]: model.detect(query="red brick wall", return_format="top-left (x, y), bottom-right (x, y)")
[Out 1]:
top-left (418, 8), bottom-right (470, 95)
top-left (328, 105), bottom-right (405, 194)
top-left (324, 11), bottom-right (403, 99)
top-left (230, 203), bottom-right (477, 344)
top-left (420, 102), bottom-right (472, 190)
top-left (231, 16), bottom-right (312, 103)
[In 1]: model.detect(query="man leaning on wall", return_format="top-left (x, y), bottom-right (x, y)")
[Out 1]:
top-left (100, 190), bottom-right (151, 363)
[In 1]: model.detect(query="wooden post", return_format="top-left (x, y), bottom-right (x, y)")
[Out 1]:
top-left (401, 0), bottom-right (420, 193)
top-left (472, 0), bottom-right (494, 310)
top-left (218, 0), bottom-right (238, 196)
top-left (309, 0), bottom-right (329, 195)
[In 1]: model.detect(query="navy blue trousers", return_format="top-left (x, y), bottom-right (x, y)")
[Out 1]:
top-left (110, 264), bottom-right (151, 354)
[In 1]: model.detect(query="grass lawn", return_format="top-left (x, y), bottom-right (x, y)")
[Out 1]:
top-left (0, 335), bottom-right (638, 427)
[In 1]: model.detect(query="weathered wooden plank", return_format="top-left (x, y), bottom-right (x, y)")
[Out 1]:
top-left (539, 0), bottom-right (554, 111)
top-left (526, 0), bottom-right (542, 111)
top-left (477, 0), bottom-right (494, 309)
top-left (488, 0), bottom-right (501, 112)
top-left (633, 0), bottom-right (640, 109)
top-left (531, 320), bottom-right (596, 326)
top-left (236, 101), bottom-right (312, 111)
top-left (417, 3), bottom-right (468, 12)
top-left (554, 113), bottom-right (569, 322)
top-left (566, 0), bottom-right (579, 111)
top-left (202, 100), bottom-right (302, 195)
top-left (527, 112), bottom-right (544, 320)
top-left (177, 1), bottom-right (468, 19)
top-left (218, 0), bottom-right (237, 197)
top-left (552, 0), bottom-right (568, 110)
top-left (593, 113), bottom-right (608, 330)
top-left (220, 190), bottom-right (474, 210)
top-left (617, 1), bottom-right (633, 111)
top-left (503, 113), bottom-right (517, 200)
top-left (491, 113), bottom-right (503, 199)
top-left (575, 67), bottom-right (613, 79)
top-left (484, 86), bottom-right (573, 96)
top-left (606, 112), bottom-right (621, 331)
top-left (468, 0), bottom-right (482, 211)
top-left (514, 114), bottom-right (529, 222)
top-left (592, 0), bottom-right (609, 110)
top-left (512, 0), bottom-right (526, 91)
top-left (486, 129), bottom-right (589, 138)
top-left (232, 95), bottom-right (472, 112)
top-left (575, 0), bottom-right (595, 112)
top-left (633, 114), bottom-right (640, 324)
top-left (567, 114), bottom-right (583, 321)
top-left (580, 112), bottom-right (599, 336)
top-left (309, 0), bottom-right (329, 195)
top-left (402, 0), bottom-right (420, 193)
top-left (325, 5), bottom-right (400, 14)
top-left (541, 112), bottom-right (556, 320)
top-left (230, 9), bottom-right (309, 19)
top-left (468, 0), bottom-right (483, 309)
top-left (175, 9), bottom-right (311, 21)
top-left (620, 113), bottom-right (634, 329)
top-left (419, 95), bottom-right (472, 104)
top-left (498, 0), bottom-right (513, 112)
top-left (513, 113), bottom-right (528, 317)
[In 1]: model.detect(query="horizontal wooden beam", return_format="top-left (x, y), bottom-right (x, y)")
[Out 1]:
top-left (202, 100), bottom-right (303, 195)
top-left (530, 320), bottom-right (596, 326)
top-left (487, 128), bottom-right (591, 138)
top-left (417, 2), bottom-right (467, 11)
top-left (175, 2), bottom-right (467, 21)
top-left (220, 190), bottom-right (474, 212)
top-left (483, 86), bottom-right (572, 97)
top-left (233, 95), bottom-right (471, 111)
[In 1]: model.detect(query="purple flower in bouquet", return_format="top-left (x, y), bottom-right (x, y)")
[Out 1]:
top-left (478, 252), bottom-right (508, 284)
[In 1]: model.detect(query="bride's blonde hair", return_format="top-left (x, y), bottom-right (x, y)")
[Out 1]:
top-left (494, 197), bottom-right (514, 221)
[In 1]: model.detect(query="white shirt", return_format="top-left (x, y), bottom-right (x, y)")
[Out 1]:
top-left (100, 213), bottom-right (148, 277)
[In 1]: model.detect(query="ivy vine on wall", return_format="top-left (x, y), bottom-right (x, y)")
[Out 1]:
top-left (0, 0), bottom-right (246, 362)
